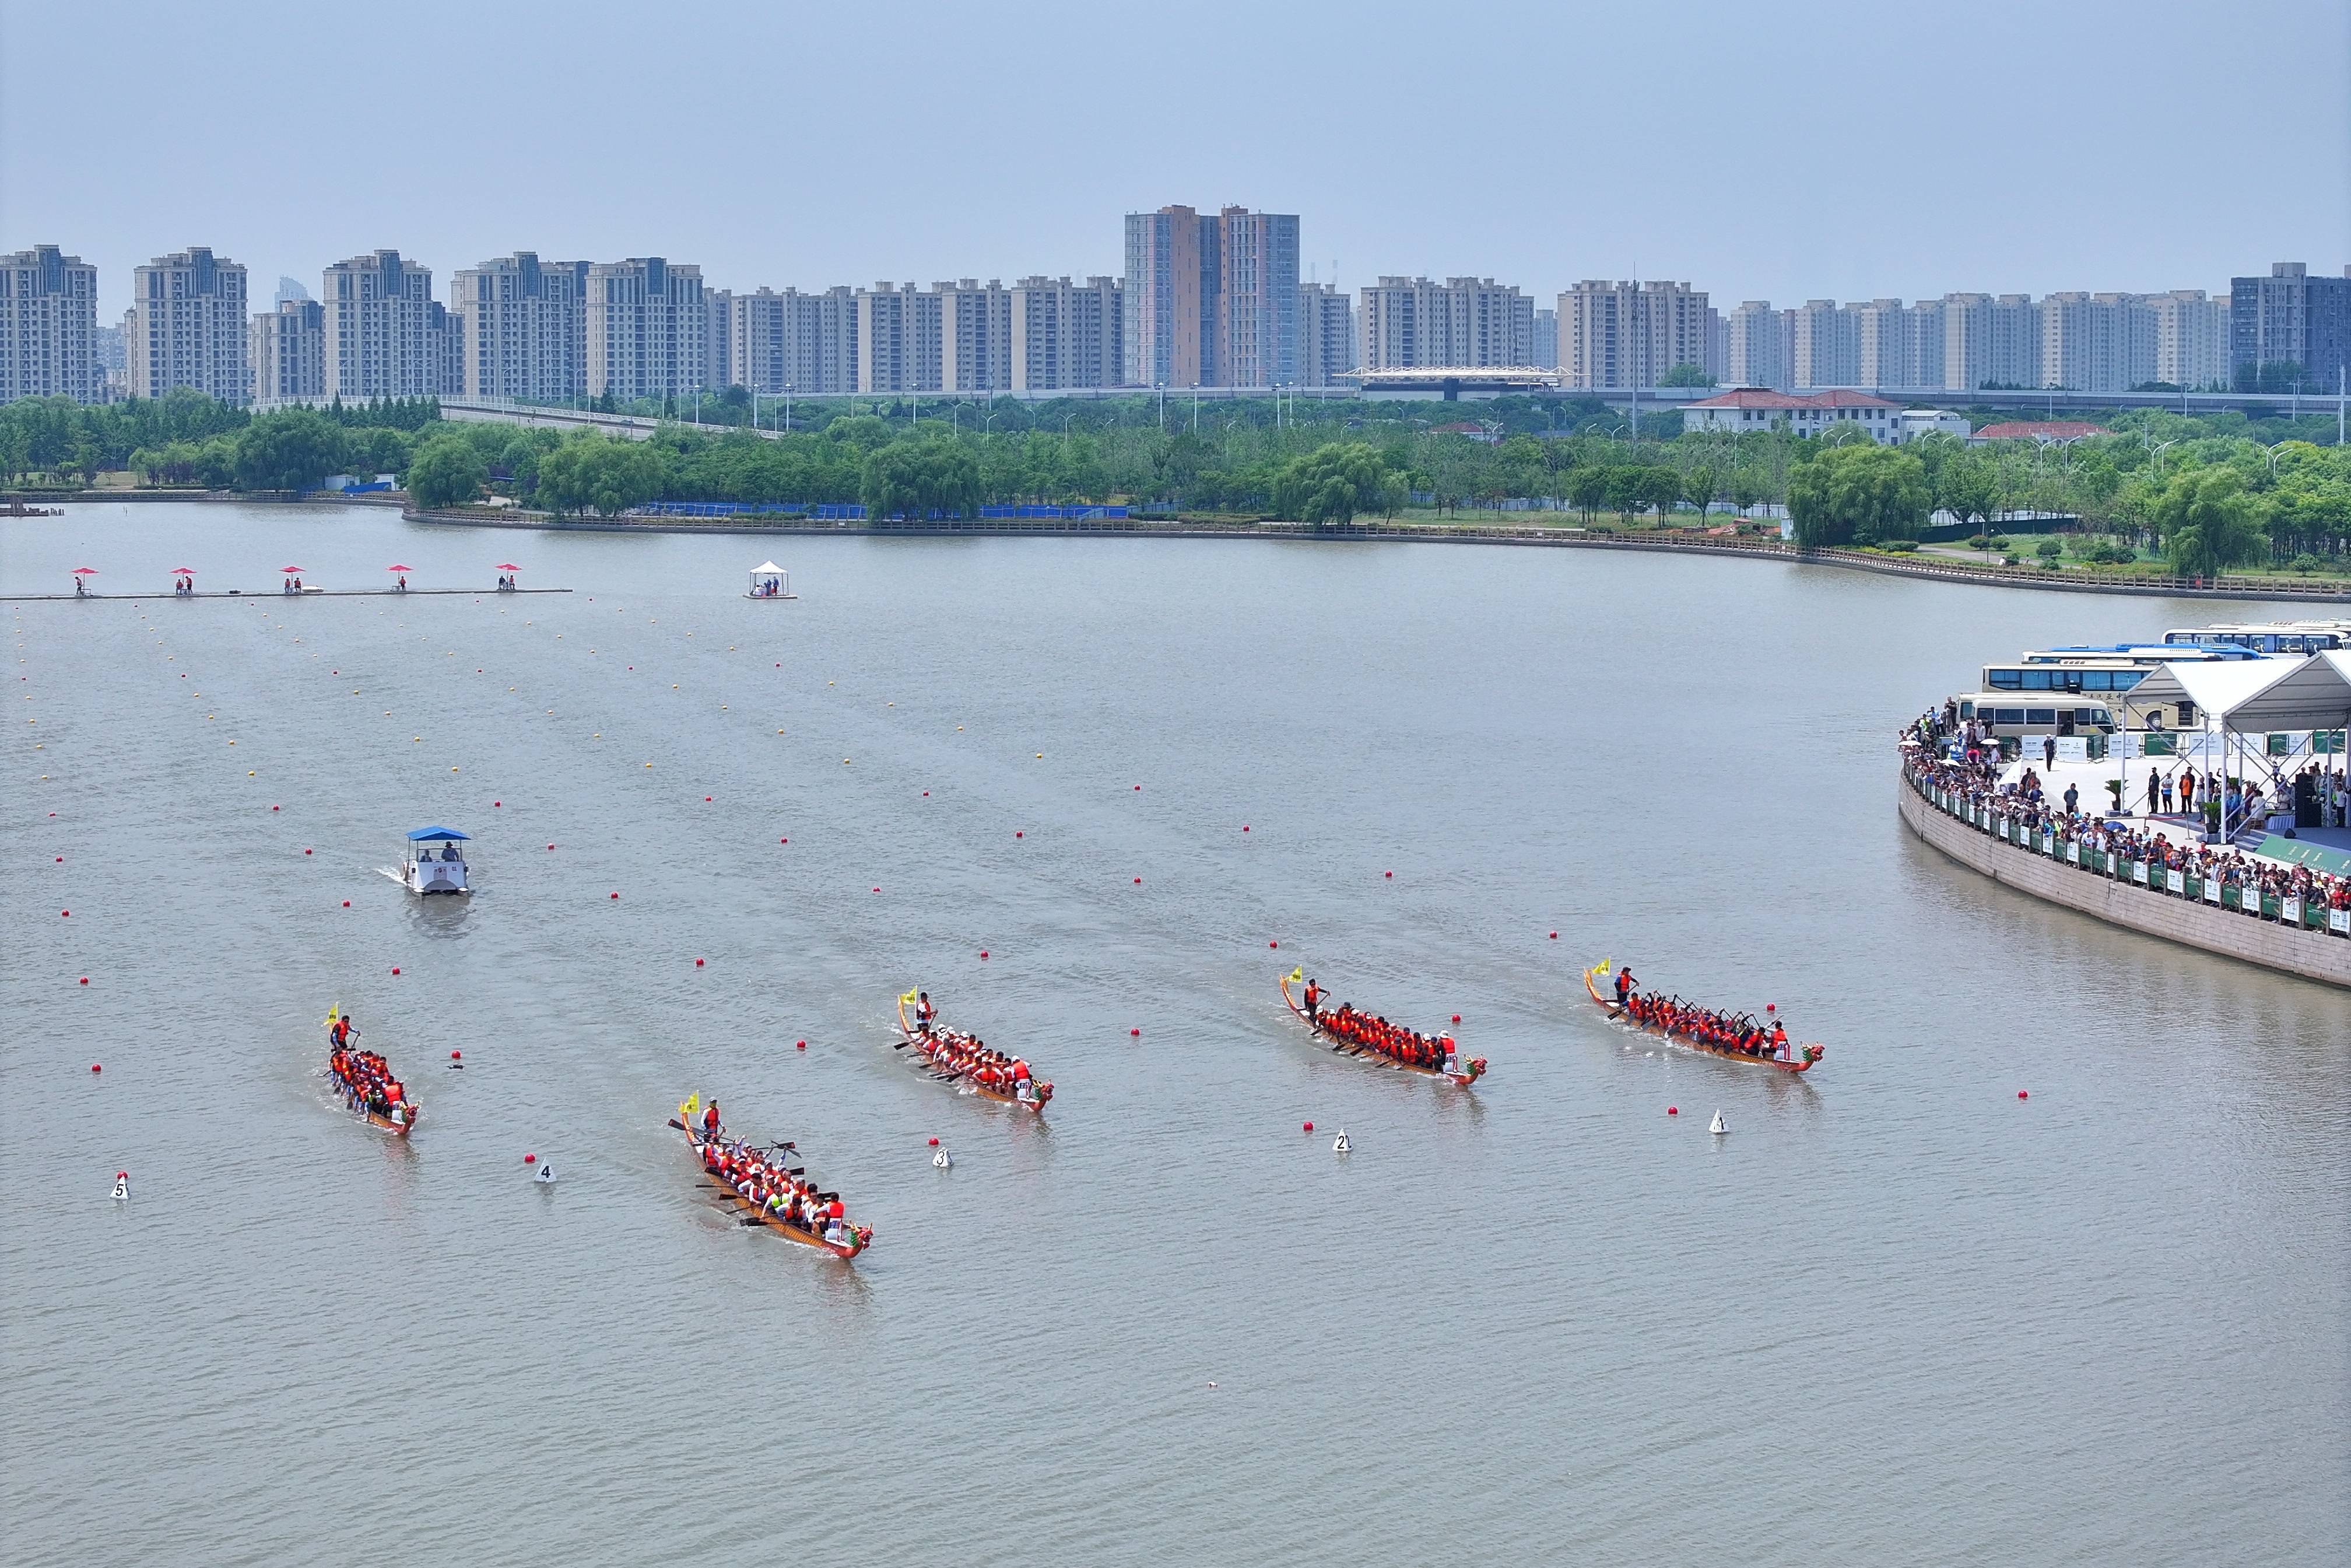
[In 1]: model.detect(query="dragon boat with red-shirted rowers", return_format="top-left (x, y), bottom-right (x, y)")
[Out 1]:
top-left (1280, 974), bottom-right (1486, 1086)
top-left (1583, 963), bottom-right (1824, 1072)
top-left (328, 1050), bottom-right (420, 1135)
top-left (672, 1117), bottom-right (871, 1260)
top-left (895, 994), bottom-right (1052, 1111)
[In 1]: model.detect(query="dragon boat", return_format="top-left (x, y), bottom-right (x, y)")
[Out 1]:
top-left (894, 994), bottom-right (1051, 1112)
top-left (1583, 963), bottom-right (1824, 1073)
top-left (673, 1117), bottom-right (872, 1260)
top-left (1279, 974), bottom-right (1486, 1086)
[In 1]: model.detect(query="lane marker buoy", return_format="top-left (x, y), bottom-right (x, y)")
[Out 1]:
top-left (933, 1146), bottom-right (952, 1169)
top-left (1709, 1110), bottom-right (1727, 1135)
top-left (1332, 1129), bottom-right (1351, 1154)
top-left (534, 1164), bottom-right (556, 1184)
top-left (112, 1171), bottom-right (129, 1201)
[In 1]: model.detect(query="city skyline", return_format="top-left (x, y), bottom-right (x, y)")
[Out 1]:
top-left (2, 1), bottom-right (2342, 317)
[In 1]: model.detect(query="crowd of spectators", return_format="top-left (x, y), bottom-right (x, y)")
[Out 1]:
top-left (1901, 708), bottom-right (2351, 923)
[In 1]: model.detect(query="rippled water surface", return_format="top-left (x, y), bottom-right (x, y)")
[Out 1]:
top-left (5, 503), bottom-right (2346, 1566)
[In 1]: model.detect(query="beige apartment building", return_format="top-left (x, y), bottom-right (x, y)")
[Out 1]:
top-left (585, 257), bottom-right (708, 403)
top-left (322, 250), bottom-right (438, 399)
top-left (128, 247), bottom-right (249, 402)
top-left (451, 253), bottom-right (588, 401)
top-left (1359, 276), bottom-right (1534, 371)
top-left (0, 244), bottom-right (101, 402)
top-left (250, 298), bottom-right (325, 401)
top-left (728, 285), bottom-right (858, 396)
top-left (1010, 276), bottom-right (1122, 391)
top-left (1557, 278), bottom-right (1714, 390)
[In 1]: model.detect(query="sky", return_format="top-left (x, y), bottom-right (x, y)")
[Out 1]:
top-left (4, 0), bottom-right (2346, 318)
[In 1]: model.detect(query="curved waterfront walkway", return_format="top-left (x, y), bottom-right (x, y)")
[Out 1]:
top-left (1897, 760), bottom-right (2351, 988)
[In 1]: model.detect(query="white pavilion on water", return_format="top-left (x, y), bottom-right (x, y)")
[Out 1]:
top-left (746, 563), bottom-right (796, 599)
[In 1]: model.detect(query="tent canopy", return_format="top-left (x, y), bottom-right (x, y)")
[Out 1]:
top-left (406, 826), bottom-right (471, 842)
top-left (2126, 654), bottom-right (2351, 734)
top-left (752, 562), bottom-right (784, 574)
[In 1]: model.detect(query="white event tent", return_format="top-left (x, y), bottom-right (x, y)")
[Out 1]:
top-left (2124, 653), bottom-right (2351, 837)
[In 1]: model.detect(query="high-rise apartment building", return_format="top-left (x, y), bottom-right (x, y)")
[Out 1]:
top-left (128, 247), bottom-right (250, 402)
top-left (427, 302), bottom-right (465, 397)
top-left (2230, 262), bottom-right (2351, 391)
top-left (1297, 282), bottom-right (1357, 385)
top-left (855, 282), bottom-right (944, 394)
top-left (322, 250), bottom-right (438, 399)
top-left (2146, 289), bottom-right (2230, 390)
top-left (1215, 207), bottom-right (1299, 388)
top-left (1789, 299), bottom-right (1858, 388)
top-left (1557, 279), bottom-right (1711, 391)
top-left (1533, 307), bottom-right (1558, 371)
top-left (1, 245), bottom-right (101, 403)
top-left (1010, 276), bottom-right (1123, 391)
top-left (250, 298), bottom-right (325, 402)
top-left (1725, 301), bottom-right (1788, 390)
top-left (585, 257), bottom-right (709, 402)
top-left (704, 290), bottom-right (734, 392)
top-left (450, 253), bottom-right (589, 402)
top-left (1122, 204), bottom-right (1299, 387)
top-left (1359, 277), bottom-right (1535, 370)
top-left (935, 279), bottom-right (1015, 393)
top-left (1938, 292), bottom-right (2041, 391)
top-left (728, 285), bottom-right (858, 396)
top-left (1902, 301), bottom-right (1946, 390)
top-left (2039, 291), bottom-right (2156, 394)
top-left (1854, 300), bottom-right (1908, 388)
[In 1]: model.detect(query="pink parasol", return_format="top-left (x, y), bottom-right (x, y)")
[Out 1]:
top-left (71, 567), bottom-right (97, 575)
top-left (495, 563), bottom-right (522, 571)
top-left (280, 566), bottom-right (305, 574)
top-left (170, 567), bottom-right (196, 574)
top-left (387, 564), bottom-right (412, 573)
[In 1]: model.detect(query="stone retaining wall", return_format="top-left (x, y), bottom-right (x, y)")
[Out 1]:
top-left (1897, 777), bottom-right (2351, 988)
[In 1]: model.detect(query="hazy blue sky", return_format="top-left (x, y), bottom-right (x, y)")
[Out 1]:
top-left (5, 0), bottom-right (2344, 315)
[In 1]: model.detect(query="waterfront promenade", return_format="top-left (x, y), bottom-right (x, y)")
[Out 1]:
top-left (1899, 747), bottom-right (2351, 988)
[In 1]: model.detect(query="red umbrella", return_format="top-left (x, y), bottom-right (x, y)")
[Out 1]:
top-left (387, 564), bottom-right (412, 573)
top-left (495, 563), bottom-right (522, 572)
top-left (170, 567), bottom-right (196, 574)
top-left (280, 566), bottom-right (305, 574)
top-left (71, 567), bottom-right (97, 576)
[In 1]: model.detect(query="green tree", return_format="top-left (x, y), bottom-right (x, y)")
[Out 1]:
top-left (2155, 468), bottom-right (2266, 578)
top-left (1271, 441), bottom-right (1403, 527)
top-left (403, 434), bottom-right (488, 509)
top-left (860, 435), bottom-right (981, 522)
top-left (232, 409), bottom-right (342, 492)
top-left (1637, 466), bottom-right (1683, 521)
top-left (1658, 363), bottom-right (1715, 387)
top-left (1787, 444), bottom-right (1931, 547)
top-left (1566, 465), bottom-right (1609, 520)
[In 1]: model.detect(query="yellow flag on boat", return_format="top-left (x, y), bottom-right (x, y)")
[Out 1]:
top-left (900, 988), bottom-right (918, 1006)
top-left (323, 1004), bottom-right (340, 1026)
top-left (1594, 959), bottom-right (1611, 977)
top-left (682, 1092), bottom-right (699, 1120)
top-left (1287, 966), bottom-right (1304, 983)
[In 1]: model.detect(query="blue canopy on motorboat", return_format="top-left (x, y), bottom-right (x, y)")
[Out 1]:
top-left (406, 826), bottom-right (471, 842)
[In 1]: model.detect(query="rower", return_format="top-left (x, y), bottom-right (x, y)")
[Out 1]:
top-left (1439, 1033), bottom-right (1459, 1075)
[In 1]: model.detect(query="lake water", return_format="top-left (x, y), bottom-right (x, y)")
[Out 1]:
top-left (5, 501), bottom-right (2346, 1566)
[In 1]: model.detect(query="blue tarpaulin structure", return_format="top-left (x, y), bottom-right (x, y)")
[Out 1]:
top-left (406, 826), bottom-right (470, 841)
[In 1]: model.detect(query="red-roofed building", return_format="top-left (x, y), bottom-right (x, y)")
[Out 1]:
top-left (1970, 420), bottom-right (2110, 444)
top-left (1682, 387), bottom-right (1901, 442)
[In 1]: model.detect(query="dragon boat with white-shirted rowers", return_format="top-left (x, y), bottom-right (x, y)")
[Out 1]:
top-left (1279, 973), bottom-right (1486, 1085)
top-left (1583, 963), bottom-right (1824, 1072)
top-left (672, 1116), bottom-right (871, 1260)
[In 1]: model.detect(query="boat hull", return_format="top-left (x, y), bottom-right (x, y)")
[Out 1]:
top-left (895, 997), bottom-right (1047, 1112)
top-left (1279, 977), bottom-right (1480, 1086)
top-left (680, 1124), bottom-right (864, 1260)
top-left (1582, 967), bottom-right (1821, 1072)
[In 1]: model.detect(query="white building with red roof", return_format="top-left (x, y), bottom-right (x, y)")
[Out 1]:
top-left (1682, 387), bottom-right (1901, 442)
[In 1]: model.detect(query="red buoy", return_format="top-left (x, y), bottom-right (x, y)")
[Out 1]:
top-left (1303, 1121), bottom-right (1313, 1132)
top-left (451, 1051), bottom-right (461, 1060)
top-left (705, 796), bottom-right (713, 802)
top-left (979, 950), bottom-right (988, 959)
top-left (391, 967), bottom-right (401, 975)
top-left (778, 838), bottom-right (787, 844)
top-left (872, 887), bottom-right (880, 893)
top-left (922, 791), bottom-right (929, 797)
top-left (1134, 784), bottom-right (1141, 791)
top-left (342, 900), bottom-right (350, 907)
top-left (1384, 871), bottom-right (1393, 878)
top-left (90, 1063), bottom-right (101, 1072)
top-left (548, 844), bottom-right (556, 850)
top-left (1667, 1106), bottom-right (1678, 1116)
top-left (1015, 830), bottom-right (1023, 838)
top-left (694, 958), bottom-right (704, 967)
top-left (928, 1137), bottom-right (939, 1146)
top-left (610, 892), bottom-right (619, 899)
top-left (2017, 1089), bottom-right (2029, 1099)
top-left (1451, 1014), bottom-right (1461, 1024)
top-left (303, 848), bottom-right (312, 855)
top-left (1549, 931), bottom-right (1558, 939)
top-left (494, 800), bottom-right (501, 806)
top-left (60, 910), bottom-right (69, 917)
top-left (523, 1153), bottom-right (536, 1164)
top-left (271, 804), bottom-right (280, 811)
top-left (79, 977), bottom-right (89, 985)
top-left (1134, 877), bottom-right (1142, 884)
top-left (1129, 1027), bottom-right (1140, 1037)
top-left (1269, 941), bottom-right (1278, 949)
top-left (795, 1040), bottom-right (806, 1050)
top-left (1766, 1004), bottom-right (1775, 1013)
top-left (55, 857), bottom-right (62, 862)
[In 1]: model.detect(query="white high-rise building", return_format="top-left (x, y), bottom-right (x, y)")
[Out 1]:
top-left (1359, 276), bottom-right (1535, 370)
top-left (1789, 300), bottom-right (1858, 388)
top-left (251, 299), bottom-right (325, 402)
top-left (1854, 299), bottom-right (1908, 389)
top-left (2041, 291), bottom-right (2156, 394)
top-left (1939, 292), bottom-right (2041, 391)
top-left (1557, 279), bottom-right (1711, 390)
top-left (936, 279), bottom-right (1015, 393)
top-left (1903, 301), bottom-right (1947, 390)
top-left (855, 282), bottom-right (944, 394)
top-left (585, 257), bottom-right (709, 403)
top-left (1010, 276), bottom-right (1123, 391)
top-left (1725, 301), bottom-right (1789, 390)
top-left (128, 247), bottom-right (250, 402)
top-left (728, 285), bottom-right (859, 397)
top-left (450, 254), bottom-right (588, 402)
top-left (1532, 306), bottom-right (1557, 371)
top-left (1, 245), bottom-right (101, 403)
top-left (322, 250), bottom-right (438, 400)
top-left (1297, 282), bottom-right (1356, 385)
top-left (2147, 289), bottom-right (2231, 390)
